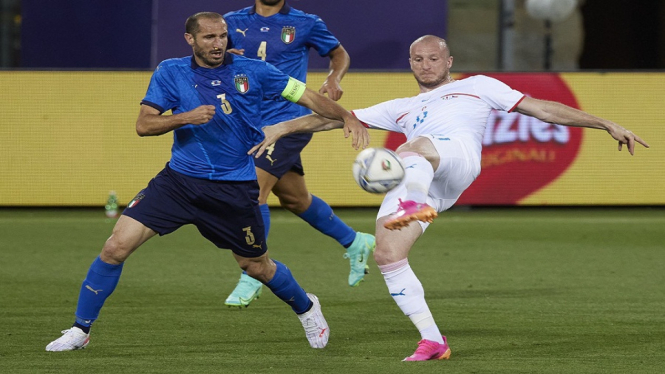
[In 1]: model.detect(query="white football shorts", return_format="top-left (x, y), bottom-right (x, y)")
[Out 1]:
top-left (377, 135), bottom-right (481, 231)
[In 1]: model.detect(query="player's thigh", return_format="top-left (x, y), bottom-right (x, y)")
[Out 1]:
top-left (428, 136), bottom-right (480, 194)
top-left (272, 171), bottom-right (312, 213)
top-left (256, 167), bottom-right (279, 204)
top-left (101, 215), bottom-right (158, 264)
top-left (396, 136), bottom-right (441, 171)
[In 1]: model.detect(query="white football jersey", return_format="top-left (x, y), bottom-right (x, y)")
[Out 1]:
top-left (353, 75), bottom-right (525, 158)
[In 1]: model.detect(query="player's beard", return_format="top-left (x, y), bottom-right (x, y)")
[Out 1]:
top-left (194, 46), bottom-right (225, 68)
top-left (414, 71), bottom-right (449, 89)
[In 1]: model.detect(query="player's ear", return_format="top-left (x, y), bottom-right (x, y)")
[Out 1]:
top-left (184, 33), bottom-right (195, 46)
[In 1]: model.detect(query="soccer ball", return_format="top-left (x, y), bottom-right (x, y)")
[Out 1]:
top-left (352, 148), bottom-right (405, 194)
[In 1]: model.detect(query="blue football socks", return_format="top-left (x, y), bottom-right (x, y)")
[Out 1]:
top-left (298, 195), bottom-right (356, 248)
top-left (74, 256), bottom-right (124, 330)
top-left (265, 260), bottom-right (311, 314)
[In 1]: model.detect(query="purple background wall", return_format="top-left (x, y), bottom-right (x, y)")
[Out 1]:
top-left (22, 0), bottom-right (153, 68)
top-left (156, 0), bottom-right (447, 70)
top-left (21, 0), bottom-right (447, 70)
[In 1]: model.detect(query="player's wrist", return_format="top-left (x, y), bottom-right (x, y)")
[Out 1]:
top-left (341, 113), bottom-right (358, 124)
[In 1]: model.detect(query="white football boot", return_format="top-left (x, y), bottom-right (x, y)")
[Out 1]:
top-left (46, 327), bottom-right (90, 351)
top-left (297, 293), bottom-right (329, 349)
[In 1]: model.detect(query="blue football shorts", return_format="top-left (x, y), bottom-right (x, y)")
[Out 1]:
top-left (122, 163), bottom-right (267, 258)
top-left (253, 133), bottom-right (312, 178)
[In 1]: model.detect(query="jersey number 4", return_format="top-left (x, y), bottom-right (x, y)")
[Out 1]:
top-left (216, 93), bottom-right (232, 114)
top-left (257, 41), bottom-right (267, 61)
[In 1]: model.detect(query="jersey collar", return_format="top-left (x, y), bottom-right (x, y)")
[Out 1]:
top-left (249, 2), bottom-right (291, 15)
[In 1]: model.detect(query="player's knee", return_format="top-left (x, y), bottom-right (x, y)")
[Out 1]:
top-left (278, 196), bottom-right (308, 214)
top-left (235, 257), bottom-right (252, 272)
top-left (240, 259), bottom-right (271, 283)
top-left (373, 245), bottom-right (403, 266)
top-left (100, 237), bottom-right (131, 264)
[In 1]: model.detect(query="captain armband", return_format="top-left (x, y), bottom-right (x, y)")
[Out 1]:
top-left (281, 77), bottom-right (306, 103)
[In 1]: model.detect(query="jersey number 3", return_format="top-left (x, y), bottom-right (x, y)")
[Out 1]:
top-left (216, 93), bottom-right (232, 114)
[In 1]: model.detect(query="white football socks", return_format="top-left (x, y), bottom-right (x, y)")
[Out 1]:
top-left (379, 259), bottom-right (444, 344)
top-left (399, 152), bottom-right (434, 204)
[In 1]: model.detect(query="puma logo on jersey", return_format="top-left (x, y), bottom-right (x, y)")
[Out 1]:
top-left (236, 28), bottom-right (248, 37)
top-left (266, 155), bottom-right (277, 166)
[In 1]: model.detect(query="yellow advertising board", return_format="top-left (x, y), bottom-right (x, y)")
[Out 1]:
top-left (0, 71), bottom-right (662, 207)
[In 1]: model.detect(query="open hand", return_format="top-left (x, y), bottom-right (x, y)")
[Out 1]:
top-left (343, 116), bottom-right (370, 150)
top-left (248, 124), bottom-right (284, 158)
top-left (607, 124), bottom-right (649, 155)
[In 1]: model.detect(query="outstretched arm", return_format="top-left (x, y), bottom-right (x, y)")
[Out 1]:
top-left (248, 113), bottom-right (345, 157)
top-left (295, 88), bottom-right (369, 149)
top-left (515, 97), bottom-right (649, 155)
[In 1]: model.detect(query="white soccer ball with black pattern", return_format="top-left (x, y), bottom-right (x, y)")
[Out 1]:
top-left (352, 148), bottom-right (406, 194)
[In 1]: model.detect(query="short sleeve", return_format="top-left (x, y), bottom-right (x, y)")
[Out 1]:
top-left (258, 61), bottom-right (292, 101)
top-left (306, 17), bottom-right (341, 57)
top-left (353, 99), bottom-right (403, 133)
top-left (474, 76), bottom-right (525, 112)
top-left (141, 63), bottom-right (180, 113)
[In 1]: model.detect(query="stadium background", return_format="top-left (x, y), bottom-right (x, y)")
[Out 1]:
top-left (3, 0), bottom-right (663, 207)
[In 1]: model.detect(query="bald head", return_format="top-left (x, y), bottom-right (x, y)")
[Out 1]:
top-left (409, 35), bottom-right (454, 92)
top-left (410, 35), bottom-right (450, 58)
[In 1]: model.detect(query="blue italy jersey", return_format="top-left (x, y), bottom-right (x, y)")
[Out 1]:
top-left (141, 54), bottom-right (290, 181)
top-left (224, 3), bottom-right (340, 126)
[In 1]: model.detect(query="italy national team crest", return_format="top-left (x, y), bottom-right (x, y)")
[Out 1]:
top-left (127, 193), bottom-right (145, 208)
top-left (234, 75), bottom-right (249, 94)
top-left (281, 26), bottom-right (296, 44)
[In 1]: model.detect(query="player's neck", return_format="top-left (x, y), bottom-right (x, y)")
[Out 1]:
top-left (255, 1), bottom-right (285, 17)
top-left (418, 75), bottom-right (456, 93)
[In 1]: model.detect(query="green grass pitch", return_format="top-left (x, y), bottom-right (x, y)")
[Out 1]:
top-left (0, 207), bottom-right (664, 373)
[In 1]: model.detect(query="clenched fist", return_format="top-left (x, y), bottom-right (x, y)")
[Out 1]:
top-left (187, 105), bottom-right (216, 125)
